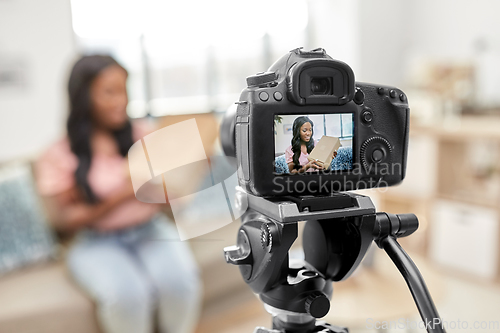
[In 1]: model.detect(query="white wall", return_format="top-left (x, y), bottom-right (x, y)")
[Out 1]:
top-left (357, 0), bottom-right (500, 94)
top-left (0, 0), bottom-right (75, 162)
top-left (356, 0), bottom-right (412, 86)
top-left (2, 0), bottom-right (500, 163)
top-left (402, 0), bottom-right (500, 60)
top-left (307, 0), bottom-right (360, 73)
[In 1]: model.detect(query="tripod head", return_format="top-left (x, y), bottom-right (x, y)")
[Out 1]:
top-left (224, 189), bottom-right (444, 333)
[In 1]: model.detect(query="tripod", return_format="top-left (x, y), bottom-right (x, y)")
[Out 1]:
top-left (224, 189), bottom-right (446, 333)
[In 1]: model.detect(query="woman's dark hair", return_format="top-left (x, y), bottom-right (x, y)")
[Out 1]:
top-left (291, 116), bottom-right (314, 170)
top-left (67, 55), bottom-right (133, 203)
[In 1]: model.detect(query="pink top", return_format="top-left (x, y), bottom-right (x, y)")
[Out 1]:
top-left (35, 121), bottom-right (160, 231)
top-left (284, 140), bottom-right (318, 172)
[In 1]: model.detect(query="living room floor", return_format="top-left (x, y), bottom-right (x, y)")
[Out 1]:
top-left (195, 250), bottom-right (500, 333)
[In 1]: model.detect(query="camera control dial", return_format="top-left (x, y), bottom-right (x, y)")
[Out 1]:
top-left (360, 136), bottom-right (392, 172)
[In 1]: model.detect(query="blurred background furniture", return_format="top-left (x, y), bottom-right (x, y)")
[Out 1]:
top-left (377, 116), bottom-right (500, 282)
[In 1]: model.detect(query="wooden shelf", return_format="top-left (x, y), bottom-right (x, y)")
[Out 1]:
top-left (436, 193), bottom-right (499, 210)
top-left (411, 115), bottom-right (500, 141)
top-left (380, 115), bottom-right (500, 281)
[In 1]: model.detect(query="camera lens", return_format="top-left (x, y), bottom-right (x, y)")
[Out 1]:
top-left (310, 78), bottom-right (332, 95)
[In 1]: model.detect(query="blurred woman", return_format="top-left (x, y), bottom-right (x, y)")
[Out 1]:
top-left (36, 55), bottom-right (201, 333)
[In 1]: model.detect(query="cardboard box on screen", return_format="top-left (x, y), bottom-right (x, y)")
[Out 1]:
top-left (308, 135), bottom-right (341, 170)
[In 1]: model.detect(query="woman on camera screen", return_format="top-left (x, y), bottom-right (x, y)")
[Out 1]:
top-left (35, 55), bottom-right (200, 333)
top-left (285, 116), bottom-right (337, 174)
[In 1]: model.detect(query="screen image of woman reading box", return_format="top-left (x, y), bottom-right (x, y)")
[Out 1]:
top-left (285, 116), bottom-right (338, 174)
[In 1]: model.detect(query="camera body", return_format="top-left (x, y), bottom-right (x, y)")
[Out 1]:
top-left (226, 48), bottom-right (410, 197)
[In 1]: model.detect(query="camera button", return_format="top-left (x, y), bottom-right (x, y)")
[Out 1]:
top-left (362, 110), bottom-right (373, 123)
top-left (377, 87), bottom-right (385, 95)
top-left (372, 149), bottom-right (384, 162)
top-left (259, 91), bottom-right (269, 102)
top-left (273, 91), bottom-right (283, 101)
top-left (389, 89), bottom-right (397, 98)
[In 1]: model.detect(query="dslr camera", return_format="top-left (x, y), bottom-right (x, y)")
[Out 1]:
top-left (221, 47), bottom-right (410, 197)
top-left (220, 48), bottom-right (446, 333)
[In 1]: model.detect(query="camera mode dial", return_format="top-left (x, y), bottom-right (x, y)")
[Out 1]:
top-left (246, 72), bottom-right (277, 88)
top-left (360, 136), bottom-right (392, 172)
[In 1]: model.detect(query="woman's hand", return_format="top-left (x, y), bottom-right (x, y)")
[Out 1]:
top-left (310, 161), bottom-right (324, 170)
top-left (42, 181), bottom-right (137, 233)
top-left (302, 160), bottom-right (323, 172)
top-left (119, 179), bottom-right (137, 201)
top-left (316, 163), bottom-right (325, 170)
top-left (289, 160), bottom-right (325, 174)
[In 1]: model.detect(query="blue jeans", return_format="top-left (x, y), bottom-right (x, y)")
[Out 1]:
top-left (67, 214), bottom-right (202, 333)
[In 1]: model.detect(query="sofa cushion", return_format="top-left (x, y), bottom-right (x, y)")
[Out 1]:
top-left (0, 261), bottom-right (100, 333)
top-left (0, 164), bottom-right (57, 275)
top-left (0, 163), bottom-right (57, 275)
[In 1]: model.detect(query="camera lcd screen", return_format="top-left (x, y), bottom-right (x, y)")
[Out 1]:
top-left (274, 114), bottom-right (353, 175)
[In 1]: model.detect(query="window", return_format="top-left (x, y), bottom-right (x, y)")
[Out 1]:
top-left (325, 114), bottom-right (353, 139)
top-left (70, 0), bottom-right (308, 117)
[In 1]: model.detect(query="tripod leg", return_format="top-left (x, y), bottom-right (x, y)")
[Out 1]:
top-left (380, 236), bottom-right (446, 333)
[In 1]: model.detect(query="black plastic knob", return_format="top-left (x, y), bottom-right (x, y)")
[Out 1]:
top-left (395, 214), bottom-right (419, 238)
top-left (246, 72), bottom-right (277, 87)
top-left (304, 292), bottom-right (330, 318)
